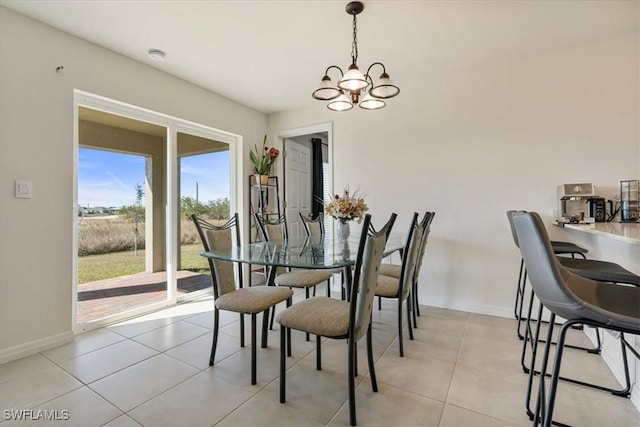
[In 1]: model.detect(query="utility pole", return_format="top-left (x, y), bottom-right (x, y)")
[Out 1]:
top-left (196, 181), bottom-right (199, 203)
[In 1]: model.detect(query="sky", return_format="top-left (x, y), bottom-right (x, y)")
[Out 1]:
top-left (78, 148), bottom-right (230, 208)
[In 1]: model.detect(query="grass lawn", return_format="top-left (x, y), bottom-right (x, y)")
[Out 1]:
top-left (78, 244), bottom-right (209, 284)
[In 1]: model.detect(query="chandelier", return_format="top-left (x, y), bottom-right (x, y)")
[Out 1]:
top-left (312, 1), bottom-right (400, 111)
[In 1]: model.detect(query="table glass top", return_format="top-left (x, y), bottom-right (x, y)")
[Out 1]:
top-left (201, 233), bottom-right (406, 269)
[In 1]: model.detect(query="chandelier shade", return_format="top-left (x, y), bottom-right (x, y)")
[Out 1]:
top-left (312, 1), bottom-right (399, 111)
top-left (327, 93), bottom-right (355, 112)
top-left (338, 65), bottom-right (369, 92)
top-left (312, 75), bottom-right (342, 101)
top-left (369, 72), bottom-right (400, 99)
top-left (359, 92), bottom-right (385, 110)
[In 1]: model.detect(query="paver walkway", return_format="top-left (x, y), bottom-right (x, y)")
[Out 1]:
top-left (77, 270), bottom-right (210, 324)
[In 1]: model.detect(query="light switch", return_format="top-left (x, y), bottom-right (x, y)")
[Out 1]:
top-left (15, 180), bottom-right (32, 199)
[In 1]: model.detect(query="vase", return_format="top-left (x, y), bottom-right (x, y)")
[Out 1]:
top-left (254, 174), bottom-right (269, 185)
top-left (337, 219), bottom-right (350, 241)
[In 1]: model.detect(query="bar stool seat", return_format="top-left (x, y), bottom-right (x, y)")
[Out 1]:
top-left (559, 257), bottom-right (640, 286)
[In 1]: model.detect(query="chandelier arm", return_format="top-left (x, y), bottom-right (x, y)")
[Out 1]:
top-left (325, 65), bottom-right (344, 78)
top-left (365, 62), bottom-right (386, 79)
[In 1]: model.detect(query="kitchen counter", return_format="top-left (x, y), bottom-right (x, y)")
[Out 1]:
top-left (555, 222), bottom-right (640, 245)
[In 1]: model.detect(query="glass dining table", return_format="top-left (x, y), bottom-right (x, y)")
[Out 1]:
top-left (200, 232), bottom-right (406, 346)
top-left (200, 232), bottom-right (406, 291)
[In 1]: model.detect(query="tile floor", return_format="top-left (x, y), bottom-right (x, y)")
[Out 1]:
top-left (1, 287), bottom-right (638, 426)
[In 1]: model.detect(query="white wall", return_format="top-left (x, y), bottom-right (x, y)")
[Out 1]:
top-left (268, 32), bottom-right (639, 317)
top-left (0, 8), bottom-right (266, 356)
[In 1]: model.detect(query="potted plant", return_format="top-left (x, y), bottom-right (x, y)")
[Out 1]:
top-left (249, 135), bottom-right (279, 185)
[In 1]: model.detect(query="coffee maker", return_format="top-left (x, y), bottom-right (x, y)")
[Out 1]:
top-left (557, 183), bottom-right (595, 222)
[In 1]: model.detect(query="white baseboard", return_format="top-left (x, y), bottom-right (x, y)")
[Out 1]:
top-left (0, 331), bottom-right (74, 364)
top-left (422, 298), bottom-right (513, 319)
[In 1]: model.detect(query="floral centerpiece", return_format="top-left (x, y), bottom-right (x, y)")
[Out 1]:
top-left (249, 135), bottom-right (279, 180)
top-left (325, 188), bottom-right (368, 240)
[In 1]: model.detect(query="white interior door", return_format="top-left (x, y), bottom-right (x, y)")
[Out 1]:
top-left (284, 139), bottom-right (311, 238)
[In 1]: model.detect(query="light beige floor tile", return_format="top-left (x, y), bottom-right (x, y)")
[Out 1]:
top-left (18, 387), bottom-right (122, 427)
top-left (57, 340), bottom-right (158, 384)
top-left (415, 313), bottom-right (469, 338)
top-left (107, 317), bottom-right (177, 338)
top-left (128, 371), bottom-right (255, 427)
top-left (268, 355), bottom-right (363, 424)
top-left (216, 386), bottom-right (325, 427)
top-left (299, 337), bottom-right (378, 381)
top-left (183, 308), bottom-right (239, 329)
top-left (541, 379), bottom-right (640, 427)
top-left (130, 320), bottom-right (209, 352)
top-left (447, 364), bottom-right (532, 427)
top-left (102, 415), bottom-right (141, 427)
top-left (456, 334), bottom-right (524, 377)
top-left (89, 354), bottom-right (198, 412)
top-left (208, 343), bottom-right (297, 388)
top-left (0, 354), bottom-right (56, 384)
top-left (0, 365), bottom-right (82, 412)
top-left (374, 346), bottom-right (456, 402)
top-left (329, 382), bottom-right (444, 426)
top-left (165, 331), bottom-right (240, 369)
top-left (41, 329), bottom-right (125, 364)
top-left (403, 327), bottom-right (463, 363)
top-left (439, 404), bottom-right (520, 426)
top-left (464, 316), bottom-right (518, 343)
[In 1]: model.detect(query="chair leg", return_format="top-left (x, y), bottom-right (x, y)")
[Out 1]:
top-left (516, 269), bottom-right (528, 340)
top-left (286, 297), bottom-right (292, 357)
top-left (525, 302), bottom-right (545, 420)
top-left (348, 335), bottom-right (357, 427)
top-left (411, 286), bottom-right (418, 328)
top-left (378, 295), bottom-right (382, 310)
top-left (327, 278), bottom-right (331, 297)
top-left (280, 326), bottom-right (286, 403)
top-left (261, 309), bottom-right (269, 348)
top-left (280, 325), bottom-right (289, 403)
top-left (533, 312), bottom-right (556, 426)
top-left (269, 305), bottom-right (275, 330)
top-left (240, 312), bottom-right (245, 347)
top-left (413, 279), bottom-right (421, 317)
top-left (251, 313), bottom-right (257, 385)
top-left (407, 298), bottom-right (414, 341)
top-left (398, 299), bottom-right (404, 357)
top-left (543, 319), bottom-right (571, 427)
top-left (367, 324), bottom-right (378, 393)
top-left (305, 287), bottom-right (311, 341)
top-left (514, 258), bottom-right (525, 319)
top-left (316, 335), bottom-right (322, 370)
top-left (209, 308), bottom-right (220, 366)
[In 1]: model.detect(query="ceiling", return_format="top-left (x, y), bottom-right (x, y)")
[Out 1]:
top-left (1, 1), bottom-right (637, 114)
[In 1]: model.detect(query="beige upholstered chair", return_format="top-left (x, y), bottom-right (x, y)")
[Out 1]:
top-left (298, 211), bottom-right (345, 299)
top-left (277, 213), bottom-right (397, 427)
top-left (192, 213), bottom-right (293, 385)
top-left (378, 211), bottom-right (435, 326)
top-left (254, 213), bottom-right (334, 339)
top-left (374, 212), bottom-right (426, 356)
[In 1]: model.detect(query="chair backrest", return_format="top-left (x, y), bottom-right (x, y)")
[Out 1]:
top-left (191, 213), bottom-right (242, 299)
top-left (254, 213), bottom-right (288, 242)
top-left (506, 210), bottom-right (525, 248)
top-left (412, 211), bottom-right (435, 284)
top-left (511, 211), bottom-right (585, 320)
top-left (299, 212), bottom-right (324, 238)
top-left (349, 213), bottom-right (397, 342)
top-left (396, 213), bottom-right (424, 302)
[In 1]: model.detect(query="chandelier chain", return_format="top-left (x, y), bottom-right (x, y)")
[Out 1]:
top-left (351, 14), bottom-right (358, 65)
